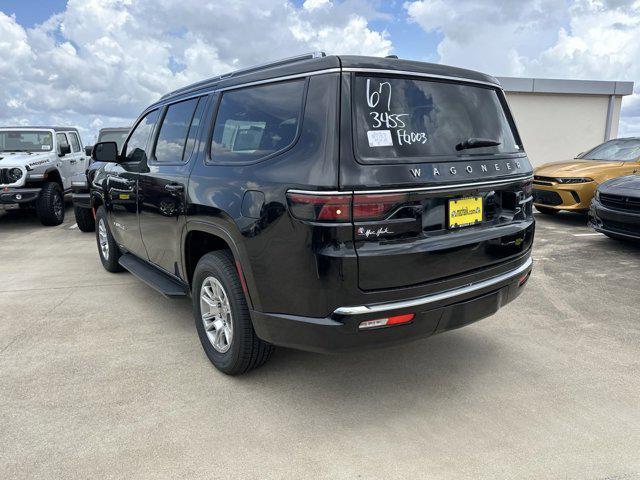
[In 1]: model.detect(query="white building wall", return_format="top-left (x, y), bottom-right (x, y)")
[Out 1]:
top-left (497, 77), bottom-right (633, 168)
top-left (504, 92), bottom-right (619, 167)
top-left (610, 96), bottom-right (623, 139)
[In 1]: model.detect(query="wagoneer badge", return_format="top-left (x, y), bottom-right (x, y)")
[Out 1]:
top-left (413, 160), bottom-right (522, 179)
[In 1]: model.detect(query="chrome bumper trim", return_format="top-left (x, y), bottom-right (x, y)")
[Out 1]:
top-left (333, 256), bottom-right (533, 316)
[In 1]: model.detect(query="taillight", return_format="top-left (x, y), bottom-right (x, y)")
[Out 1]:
top-left (286, 193), bottom-right (351, 222)
top-left (353, 193), bottom-right (408, 221)
top-left (287, 191), bottom-right (409, 223)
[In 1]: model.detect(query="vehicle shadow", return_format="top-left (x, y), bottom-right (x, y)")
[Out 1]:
top-left (0, 203), bottom-right (73, 230)
top-left (235, 327), bottom-right (505, 413)
top-left (534, 210), bottom-right (588, 227)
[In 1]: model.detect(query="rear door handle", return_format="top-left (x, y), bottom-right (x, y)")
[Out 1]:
top-left (165, 184), bottom-right (184, 193)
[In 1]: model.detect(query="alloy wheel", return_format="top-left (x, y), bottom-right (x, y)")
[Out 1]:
top-left (98, 218), bottom-right (109, 260)
top-left (200, 277), bottom-right (233, 353)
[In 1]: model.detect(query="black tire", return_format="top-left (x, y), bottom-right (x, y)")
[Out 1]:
top-left (74, 205), bottom-right (95, 232)
top-left (36, 182), bottom-right (65, 226)
top-left (535, 206), bottom-right (559, 215)
top-left (193, 251), bottom-right (273, 375)
top-left (95, 206), bottom-right (123, 272)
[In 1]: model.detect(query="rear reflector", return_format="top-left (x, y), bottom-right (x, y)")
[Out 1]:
top-left (518, 271), bottom-right (531, 287)
top-left (359, 313), bottom-right (415, 330)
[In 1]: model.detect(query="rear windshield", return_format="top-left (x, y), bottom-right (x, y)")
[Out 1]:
top-left (353, 75), bottom-right (521, 162)
top-left (580, 138), bottom-right (640, 161)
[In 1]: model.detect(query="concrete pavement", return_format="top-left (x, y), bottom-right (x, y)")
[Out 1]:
top-left (1, 206), bottom-right (639, 479)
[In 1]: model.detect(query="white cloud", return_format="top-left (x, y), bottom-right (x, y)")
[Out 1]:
top-left (0, 0), bottom-right (392, 142)
top-left (304, 0), bottom-right (333, 11)
top-left (3, 0), bottom-right (638, 140)
top-left (405, 0), bottom-right (640, 136)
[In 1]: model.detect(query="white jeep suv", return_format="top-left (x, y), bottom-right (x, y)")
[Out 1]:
top-left (0, 126), bottom-right (87, 225)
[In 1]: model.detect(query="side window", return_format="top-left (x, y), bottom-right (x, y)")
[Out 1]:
top-left (183, 99), bottom-right (207, 161)
top-left (56, 133), bottom-right (69, 154)
top-left (124, 110), bottom-right (159, 163)
top-left (68, 132), bottom-right (80, 152)
top-left (154, 98), bottom-right (201, 163)
top-left (210, 80), bottom-right (305, 163)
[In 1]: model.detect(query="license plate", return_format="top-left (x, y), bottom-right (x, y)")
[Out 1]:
top-left (448, 196), bottom-right (483, 229)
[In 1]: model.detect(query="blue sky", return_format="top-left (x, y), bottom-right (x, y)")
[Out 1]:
top-left (0, 0), bottom-right (638, 140)
top-left (0, 0), bottom-right (67, 26)
top-left (1, 0), bottom-right (442, 61)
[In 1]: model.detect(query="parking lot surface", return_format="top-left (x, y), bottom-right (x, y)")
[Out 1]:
top-left (1, 206), bottom-right (639, 480)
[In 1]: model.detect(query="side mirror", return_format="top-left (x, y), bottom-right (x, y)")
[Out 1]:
top-left (84, 145), bottom-right (93, 156)
top-left (92, 141), bottom-right (119, 163)
top-left (59, 144), bottom-right (71, 156)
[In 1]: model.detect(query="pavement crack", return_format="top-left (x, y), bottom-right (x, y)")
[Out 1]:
top-left (0, 290), bottom-right (74, 356)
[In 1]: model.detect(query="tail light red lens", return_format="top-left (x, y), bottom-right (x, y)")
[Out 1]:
top-left (352, 193), bottom-right (408, 221)
top-left (286, 193), bottom-right (351, 222)
top-left (287, 191), bottom-right (409, 223)
top-left (518, 271), bottom-right (531, 287)
top-left (359, 313), bottom-right (415, 330)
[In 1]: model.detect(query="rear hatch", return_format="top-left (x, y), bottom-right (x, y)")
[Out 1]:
top-left (342, 72), bottom-right (534, 291)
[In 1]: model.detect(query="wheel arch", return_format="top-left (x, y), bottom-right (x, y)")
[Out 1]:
top-left (44, 168), bottom-right (63, 189)
top-left (182, 221), bottom-right (258, 310)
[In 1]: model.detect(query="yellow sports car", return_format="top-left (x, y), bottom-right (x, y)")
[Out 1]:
top-left (533, 137), bottom-right (640, 214)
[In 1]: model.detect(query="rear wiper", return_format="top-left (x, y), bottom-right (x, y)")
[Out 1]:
top-left (455, 138), bottom-right (501, 151)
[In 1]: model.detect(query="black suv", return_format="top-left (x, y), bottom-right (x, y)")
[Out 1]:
top-left (88, 53), bottom-right (534, 375)
top-left (72, 127), bottom-right (130, 232)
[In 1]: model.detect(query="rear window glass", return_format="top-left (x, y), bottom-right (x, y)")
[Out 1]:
top-left (354, 75), bottom-right (521, 162)
top-left (56, 133), bottom-right (69, 154)
top-left (69, 132), bottom-right (81, 152)
top-left (154, 98), bottom-right (200, 163)
top-left (211, 80), bottom-right (305, 163)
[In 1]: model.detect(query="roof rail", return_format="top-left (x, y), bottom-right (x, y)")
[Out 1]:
top-left (160, 52), bottom-right (326, 100)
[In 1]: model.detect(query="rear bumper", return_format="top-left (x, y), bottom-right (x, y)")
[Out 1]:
top-left (589, 198), bottom-right (640, 240)
top-left (251, 255), bottom-right (532, 353)
top-left (0, 187), bottom-right (41, 204)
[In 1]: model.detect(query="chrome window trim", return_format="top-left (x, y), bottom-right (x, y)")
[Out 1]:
top-left (334, 256), bottom-right (533, 316)
top-left (287, 174), bottom-right (533, 196)
top-left (342, 67), bottom-right (502, 88)
top-left (149, 68), bottom-right (342, 108)
top-left (218, 68), bottom-right (341, 92)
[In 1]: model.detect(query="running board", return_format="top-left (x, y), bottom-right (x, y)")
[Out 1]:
top-left (118, 254), bottom-right (188, 297)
